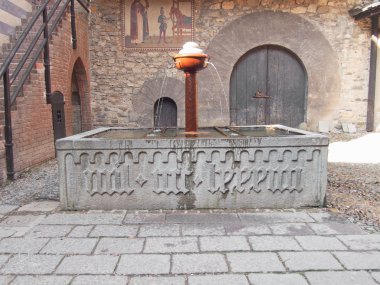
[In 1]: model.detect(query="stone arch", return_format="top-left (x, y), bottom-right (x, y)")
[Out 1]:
top-left (154, 97), bottom-right (178, 128)
top-left (201, 10), bottom-right (340, 129)
top-left (70, 57), bottom-right (91, 133)
top-left (131, 78), bottom-right (185, 127)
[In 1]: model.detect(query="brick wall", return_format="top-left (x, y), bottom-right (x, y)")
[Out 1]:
top-left (89, 0), bottom-right (372, 131)
top-left (0, 6), bottom-right (91, 184)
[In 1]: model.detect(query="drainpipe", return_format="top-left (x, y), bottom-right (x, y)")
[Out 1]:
top-left (3, 70), bottom-right (15, 180)
top-left (367, 15), bottom-right (378, 132)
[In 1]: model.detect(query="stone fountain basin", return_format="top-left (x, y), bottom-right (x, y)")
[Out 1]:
top-left (57, 125), bottom-right (328, 210)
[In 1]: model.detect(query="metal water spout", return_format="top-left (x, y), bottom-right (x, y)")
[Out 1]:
top-left (173, 42), bottom-right (208, 133)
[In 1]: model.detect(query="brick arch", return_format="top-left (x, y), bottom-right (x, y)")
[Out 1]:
top-left (131, 78), bottom-right (185, 127)
top-left (200, 10), bottom-right (341, 130)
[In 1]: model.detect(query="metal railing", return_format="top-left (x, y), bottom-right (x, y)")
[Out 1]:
top-left (0, 0), bottom-right (90, 180)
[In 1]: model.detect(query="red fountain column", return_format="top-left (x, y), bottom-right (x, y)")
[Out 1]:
top-left (185, 71), bottom-right (198, 133)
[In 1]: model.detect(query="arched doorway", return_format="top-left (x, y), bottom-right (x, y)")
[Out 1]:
top-left (154, 97), bottom-right (177, 128)
top-left (230, 45), bottom-right (307, 127)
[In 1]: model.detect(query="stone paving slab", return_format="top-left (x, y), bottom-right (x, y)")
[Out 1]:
top-left (337, 234), bottom-right (380, 250)
top-left (305, 271), bottom-right (379, 285)
top-left (181, 224), bottom-right (226, 236)
top-left (295, 236), bottom-right (347, 250)
top-left (172, 253), bottom-right (228, 274)
top-left (68, 225), bottom-right (94, 237)
top-left (279, 251), bottom-right (343, 271)
top-left (71, 275), bottom-right (128, 285)
top-left (0, 205), bottom-right (19, 215)
top-left (225, 224), bottom-right (271, 235)
top-left (117, 254), bottom-right (170, 275)
top-left (138, 224), bottom-right (180, 237)
top-left (124, 212), bottom-right (165, 224)
top-left (18, 201), bottom-right (59, 212)
top-left (308, 223), bottom-right (367, 235)
top-left (144, 237), bottom-right (198, 253)
top-left (0, 255), bottom-right (10, 267)
top-left (166, 213), bottom-right (240, 224)
top-left (40, 238), bottom-right (98, 254)
top-left (95, 237), bottom-right (144, 254)
top-left (372, 272), bottom-right (380, 283)
top-left (333, 251), bottom-right (380, 270)
top-left (188, 274), bottom-right (249, 285)
top-left (90, 225), bottom-right (138, 237)
top-left (249, 236), bottom-right (302, 251)
top-left (227, 252), bottom-right (285, 272)
top-left (0, 237), bottom-right (49, 254)
top-left (200, 236), bottom-right (250, 251)
top-left (11, 275), bottom-right (73, 285)
top-left (129, 276), bottom-right (186, 285)
top-left (239, 212), bottom-right (314, 224)
top-left (0, 254), bottom-right (63, 274)
top-left (269, 223), bottom-right (315, 235)
top-left (248, 273), bottom-right (309, 285)
top-left (0, 228), bottom-right (16, 238)
top-left (26, 225), bottom-right (73, 238)
top-left (55, 255), bottom-right (119, 274)
top-left (41, 212), bottom-right (126, 225)
top-left (0, 214), bottom-right (45, 227)
top-left (0, 276), bottom-right (15, 284)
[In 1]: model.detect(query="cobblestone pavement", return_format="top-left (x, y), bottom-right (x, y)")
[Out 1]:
top-left (0, 202), bottom-right (379, 284)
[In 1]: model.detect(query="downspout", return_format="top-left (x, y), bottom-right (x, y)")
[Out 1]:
top-left (367, 16), bottom-right (378, 132)
top-left (3, 70), bottom-right (15, 180)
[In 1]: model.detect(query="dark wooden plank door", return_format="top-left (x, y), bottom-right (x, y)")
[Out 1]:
top-left (154, 97), bottom-right (177, 128)
top-left (230, 45), bottom-right (306, 127)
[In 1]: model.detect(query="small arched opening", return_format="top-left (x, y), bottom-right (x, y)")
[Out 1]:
top-left (154, 97), bottom-right (177, 128)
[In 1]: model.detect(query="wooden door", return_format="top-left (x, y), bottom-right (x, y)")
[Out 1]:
top-left (230, 45), bottom-right (307, 127)
top-left (154, 97), bottom-right (177, 128)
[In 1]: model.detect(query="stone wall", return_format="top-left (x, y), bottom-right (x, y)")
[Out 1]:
top-left (90, 0), bottom-right (371, 131)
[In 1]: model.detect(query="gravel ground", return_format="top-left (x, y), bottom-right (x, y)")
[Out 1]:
top-left (0, 132), bottom-right (379, 231)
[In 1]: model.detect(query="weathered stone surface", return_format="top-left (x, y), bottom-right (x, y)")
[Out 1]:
top-left (0, 255), bottom-right (10, 267)
top-left (129, 277), bottom-right (186, 285)
top-left (40, 238), bottom-right (98, 254)
top-left (227, 252), bottom-right (285, 272)
top-left (71, 275), bottom-right (128, 285)
top-left (333, 251), bottom-right (380, 269)
top-left (12, 275), bottom-right (73, 285)
top-left (0, 215), bottom-right (45, 227)
top-left (124, 212), bottom-right (165, 224)
top-left (372, 272), bottom-right (380, 283)
top-left (0, 237), bottom-right (49, 254)
top-left (26, 225), bottom-right (73, 238)
top-left (0, 205), bottom-right (18, 214)
top-left (337, 235), bottom-right (380, 250)
top-left (138, 224), bottom-right (180, 237)
top-left (239, 213), bottom-right (315, 224)
top-left (305, 271), bottom-right (378, 285)
top-left (144, 237), bottom-right (198, 253)
top-left (56, 255), bottom-right (118, 274)
top-left (182, 224), bottom-right (226, 236)
top-left (0, 276), bottom-right (15, 284)
top-left (295, 236), bottom-right (347, 250)
top-left (95, 237), bottom-right (144, 254)
top-left (279, 252), bottom-right (343, 271)
top-left (269, 223), bottom-right (315, 235)
top-left (249, 236), bottom-right (302, 251)
top-left (166, 213), bottom-right (240, 224)
top-left (172, 253), bottom-right (228, 273)
top-left (90, 225), bottom-right (138, 237)
top-left (248, 273), bottom-right (309, 285)
top-left (68, 225), bottom-right (94, 237)
top-left (225, 224), bottom-right (271, 235)
top-left (0, 254), bottom-right (63, 274)
top-left (117, 254), bottom-right (170, 275)
top-left (41, 212), bottom-right (125, 225)
top-left (188, 274), bottom-right (249, 285)
top-left (200, 236), bottom-right (250, 251)
top-left (308, 223), bottom-right (366, 235)
top-left (18, 201), bottom-right (59, 212)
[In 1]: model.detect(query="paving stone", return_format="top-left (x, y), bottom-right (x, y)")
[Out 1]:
top-left (95, 237), bottom-right (144, 254)
top-left (249, 236), bottom-right (302, 251)
top-left (0, 255), bottom-right (10, 267)
top-left (129, 277), bottom-right (186, 285)
top-left (0, 205), bottom-right (19, 214)
top-left (139, 224), bottom-right (180, 237)
top-left (337, 234), bottom-right (380, 250)
top-left (305, 271), bottom-right (378, 285)
top-left (309, 223), bottom-right (366, 235)
top-left (279, 252), bottom-right (343, 271)
top-left (166, 213), bottom-right (240, 224)
top-left (227, 252), bottom-right (285, 272)
top-left (248, 273), bottom-right (309, 285)
top-left (90, 225), bottom-right (138, 237)
top-left (117, 254), bottom-right (170, 274)
top-left (12, 275), bottom-right (73, 285)
top-left (26, 225), bottom-right (72, 238)
top-left (225, 224), bottom-right (271, 235)
top-left (0, 228), bottom-right (16, 238)
top-left (188, 274), bottom-right (249, 285)
top-left (239, 212), bottom-right (314, 224)
top-left (295, 236), bottom-right (347, 250)
top-left (124, 212), bottom-right (166, 224)
top-left (41, 238), bottom-right (98, 254)
top-left (0, 254), bottom-right (63, 274)
top-left (56, 255), bottom-right (118, 274)
top-left (0, 214), bottom-right (45, 227)
top-left (71, 275), bottom-right (129, 285)
top-left (0, 237), bottom-right (49, 253)
top-left (372, 272), bottom-right (380, 283)
top-left (333, 251), bottom-right (380, 269)
top-left (18, 201), bottom-right (59, 212)
top-left (270, 223), bottom-right (315, 235)
top-left (307, 212), bottom-right (347, 223)
top-left (144, 237), bottom-right (198, 253)
top-left (172, 253), bottom-right (228, 273)
top-left (0, 276), bottom-right (15, 284)
top-left (200, 236), bottom-right (250, 251)
top-left (68, 225), bottom-right (94, 237)
top-left (182, 224), bottom-right (226, 236)
top-left (41, 212), bottom-right (125, 225)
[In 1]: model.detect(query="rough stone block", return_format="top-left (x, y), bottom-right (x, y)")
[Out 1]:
top-left (18, 201), bottom-right (59, 212)
top-left (117, 254), bottom-right (170, 275)
top-left (248, 273), bottom-right (309, 285)
top-left (337, 235), bottom-right (380, 250)
top-left (188, 274), bottom-right (249, 285)
top-left (12, 275), bottom-right (73, 285)
top-left (225, 224), bottom-right (271, 235)
top-left (182, 224), bottom-right (225, 236)
top-left (279, 252), bottom-right (342, 271)
top-left (144, 237), bottom-right (198, 253)
top-left (56, 255), bottom-right (118, 274)
top-left (71, 275), bottom-right (128, 285)
top-left (333, 251), bottom-right (380, 269)
top-left (138, 224), bottom-right (180, 237)
top-left (172, 253), bottom-right (228, 274)
top-left (95, 237), bottom-right (144, 254)
top-left (227, 252), bottom-right (285, 272)
top-left (129, 277), bottom-right (186, 285)
top-left (41, 212), bottom-right (125, 225)
top-left (295, 236), bottom-right (347, 250)
top-left (68, 225), bottom-right (94, 237)
top-left (305, 271), bottom-right (378, 285)
top-left (40, 238), bottom-right (98, 254)
top-left (26, 225), bottom-right (73, 238)
top-left (239, 213), bottom-right (314, 224)
top-left (249, 236), bottom-right (302, 251)
top-left (90, 225), bottom-right (138, 237)
top-left (200, 236), bottom-right (250, 251)
top-left (0, 237), bottom-right (49, 254)
top-left (269, 223), bottom-right (315, 235)
top-left (0, 254), bottom-right (63, 274)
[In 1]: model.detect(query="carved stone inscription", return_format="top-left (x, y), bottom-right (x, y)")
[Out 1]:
top-left (80, 149), bottom-right (314, 196)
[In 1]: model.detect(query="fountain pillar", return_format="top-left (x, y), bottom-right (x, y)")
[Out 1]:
top-left (185, 71), bottom-right (198, 133)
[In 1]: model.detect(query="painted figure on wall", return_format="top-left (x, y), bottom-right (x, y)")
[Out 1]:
top-left (130, 0), bottom-right (149, 44)
top-left (157, 7), bottom-right (168, 43)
